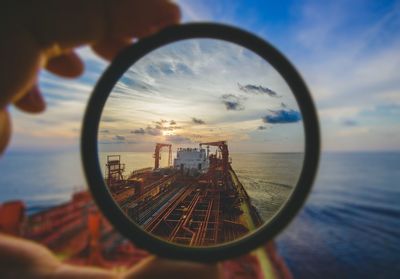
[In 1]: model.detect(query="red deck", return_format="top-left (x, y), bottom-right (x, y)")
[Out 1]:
top-left (0, 190), bottom-right (292, 278)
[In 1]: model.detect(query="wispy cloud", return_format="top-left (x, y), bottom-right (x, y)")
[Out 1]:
top-left (102, 116), bottom-right (121, 123)
top-left (131, 128), bottom-right (145, 135)
top-left (114, 135), bottom-right (125, 141)
top-left (165, 135), bottom-right (192, 144)
top-left (145, 126), bottom-right (162, 136)
top-left (238, 83), bottom-right (279, 97)
top-left (130, 119), bottom-right (182, 137)
top-left (286, 0), bottom-right (400, 150)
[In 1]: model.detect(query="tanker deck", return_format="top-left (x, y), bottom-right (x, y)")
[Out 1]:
top-left (106, 141), bottom-right (263, 246)
top-left (0, 140), bottom-right (292, 278)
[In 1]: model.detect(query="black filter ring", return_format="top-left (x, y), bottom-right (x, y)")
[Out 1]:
top-left (81, 23), bottom-right (320, 262)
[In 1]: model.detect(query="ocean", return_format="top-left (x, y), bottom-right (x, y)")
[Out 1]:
top-left (0, 151), bottom-right (399, 278)
top-left (276, 152), bottom-right (400, 279)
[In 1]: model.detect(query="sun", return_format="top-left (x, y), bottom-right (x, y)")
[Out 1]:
top-left (162, 131), bottom-right (174, 136)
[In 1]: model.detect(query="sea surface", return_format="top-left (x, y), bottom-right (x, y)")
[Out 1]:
top-left (0, 151), bottom-right (399, 278)
top-left (276, 152), bottom-right (400, 279)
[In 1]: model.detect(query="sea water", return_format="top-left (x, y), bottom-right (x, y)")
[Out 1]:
top-left (276, 152), bottom-right (400, 278)
top-left (0, 151), bottom-right (399, 278)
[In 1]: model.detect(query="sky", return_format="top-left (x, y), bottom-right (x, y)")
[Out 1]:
top-left (98, 39), bottom-right (304, 152)
top-left (7, 0), bottom-right (400, 152)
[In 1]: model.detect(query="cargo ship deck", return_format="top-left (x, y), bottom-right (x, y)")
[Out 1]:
top-left (107, 141), bottom-right (263, 246)
top-left (0, 141), bottom-right (293, 278)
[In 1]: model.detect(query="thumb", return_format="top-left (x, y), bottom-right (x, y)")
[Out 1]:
top-left (123, 256), bottom-right (221, 279)
top-left (0, 109), bottom-right (11, 155)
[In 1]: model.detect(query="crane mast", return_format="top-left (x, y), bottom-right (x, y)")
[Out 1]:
top-left (153, 143), bottom-right (172, 169)
top-left (199, 141), bottom-right (230, 186)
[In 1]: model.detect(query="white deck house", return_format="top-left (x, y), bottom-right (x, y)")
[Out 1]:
top-left (173, 148), bottom-right (209, 172)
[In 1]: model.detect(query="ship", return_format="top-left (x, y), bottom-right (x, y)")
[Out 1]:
top-left (0, 141), bottom-right (293, 279)
top-left (106, 141), bottom-right (264, 246)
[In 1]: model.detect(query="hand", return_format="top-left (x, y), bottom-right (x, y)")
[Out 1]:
top-left (0, 1), bottom-right (221, 278)
top-left (0, 234), bottom-right (221, 279)
top-left (0, 0), bottom-right (180, 154)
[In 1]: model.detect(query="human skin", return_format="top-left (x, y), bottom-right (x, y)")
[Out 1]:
top-left (0, 1), bottom-right (220, 278)
top-left (0, 0), bottom-right (180, 152)
top-left (0, 234), bottom-right (221, 278)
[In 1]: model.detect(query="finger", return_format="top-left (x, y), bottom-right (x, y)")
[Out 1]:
top-left (45, 51), bottom-right (84, 77)
top-left (0, 110), bottom-right (11, 156)
top-left (14, 85), bottom-right (46, 113)
top-left (0, 18), bottom-right (42, 111)
top-left (108, 0), bottom-right (181, 39)
top-left (24, 0), bottom-right (181, 51)
top-left (123, 256), bottom-right (221, 279)
top-left (50, 264), bottom-right (117, 279)
top-left (0, 234), bottom-right (117, 278)
top-left (0, 234), bottom-right (59, 273)
top-left (92, 38), bottom-right (132, 61)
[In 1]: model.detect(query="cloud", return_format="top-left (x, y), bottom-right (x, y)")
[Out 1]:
top-left (368, 104), bottom-right (400, 116)
top-left (131, 119), bottom-right (182, 137)
top-left (146, 126), bottom-right (162, 136)
top-left (165, 135), bottom-right (192, 144)
top-left (192, 117), bottom-right (205, 124)
top-left (147, 61), bottom-right (194, 77)
top-left (154, 119), bottom-right (168, 125)
top-left (159, 62), bottom-right (175, 75)
top-left (342, 119), bottom-right (358, 126)
top-left (131, 128), bottom-right (146, 134)
top-left (176, 63), bottom-right (194, 75)
top-left (99, 139), bottom-right (136, 145)
top-left (262, 109), bottom-right (302, 124)
top-left (238, 83), bottom-right (279, 97)
top-left (153, 119), bottom-right (181, 131)
top-left (116, 71), bottom-right (155, 93)
top-left (98, 141), bottom-right (115, 145)
top-left (101, 116), bottom-right (120, 122)
top-left (221, 94), bottom-right (245, 111)
top-left (114, 135), bottom-right (125, 141)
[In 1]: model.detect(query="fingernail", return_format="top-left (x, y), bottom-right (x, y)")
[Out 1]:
top-left (0, 109), bottom-right (11, 156)
top-left (14, 85), bottom-right (46, 113)
top-left (30, 86), bottom-right (46, 109)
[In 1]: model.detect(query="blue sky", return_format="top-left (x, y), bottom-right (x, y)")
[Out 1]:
top-left (7, 0), bottom-right (400, 152)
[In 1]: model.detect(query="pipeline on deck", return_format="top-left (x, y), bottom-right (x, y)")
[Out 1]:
top-left (105, 141), bottom-right (262, 246)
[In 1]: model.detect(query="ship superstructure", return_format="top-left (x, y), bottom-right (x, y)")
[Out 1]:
top-left (173, 147), bottom-right (209, 173)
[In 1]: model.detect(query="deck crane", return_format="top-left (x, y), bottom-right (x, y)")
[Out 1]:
top-left (105, 155), bottom-right (125, 190)
top-left (199, 141), bottom-right (230, 187)
top-left (153, 143), bottom-right (172, 169)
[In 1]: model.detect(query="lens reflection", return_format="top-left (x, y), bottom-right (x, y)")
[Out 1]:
top-left (98, 39), bottom-right (304, 247)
